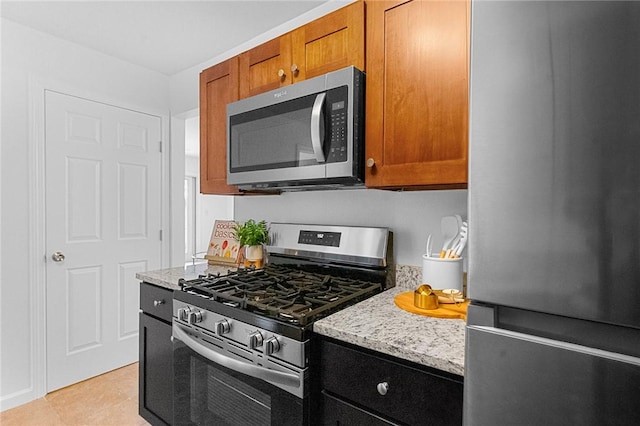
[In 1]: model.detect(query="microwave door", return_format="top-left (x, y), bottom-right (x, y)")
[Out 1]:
top-left (227, 92), bottom-right (327, 186)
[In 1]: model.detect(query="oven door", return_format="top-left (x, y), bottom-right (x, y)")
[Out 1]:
top-left (172, 323), bottom-right (308, 426)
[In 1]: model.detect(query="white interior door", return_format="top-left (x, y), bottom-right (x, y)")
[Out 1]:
top-left (45, 90), bottom-right (162, 392)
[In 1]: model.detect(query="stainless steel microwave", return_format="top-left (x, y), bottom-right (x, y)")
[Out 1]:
top-left (227, 66), bottom-right (365, 191)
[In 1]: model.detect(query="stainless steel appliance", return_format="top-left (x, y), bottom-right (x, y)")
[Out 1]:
top-left (226, 66), bottom-right (365, 191)
top-left (465, 1), bottom-right (640, 425)
top-left (172, 223), bottom-right (391, 425)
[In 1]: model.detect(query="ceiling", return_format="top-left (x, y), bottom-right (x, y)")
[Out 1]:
top-left (0, 0), bottom-right (330, 76)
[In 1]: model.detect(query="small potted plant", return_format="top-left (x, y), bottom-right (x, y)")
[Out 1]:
top-left (233, 219), bottom-right (269, 267)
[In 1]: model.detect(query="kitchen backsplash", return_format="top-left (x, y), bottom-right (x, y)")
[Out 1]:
top-left (395, 264), bottom-right (423, 289)
top-left (234, 188), bottom-right (468, 267)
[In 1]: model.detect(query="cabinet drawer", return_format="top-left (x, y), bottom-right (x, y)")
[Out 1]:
top-left (140, 282), bottom-right (173, 322)
top-left (321, 390), bottom-right (397, 426)
top-left (319, 338), bottom-right (463, 426)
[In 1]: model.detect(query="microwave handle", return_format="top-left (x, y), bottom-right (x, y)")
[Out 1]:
top-left (310, 92), bottom-right (326, 163)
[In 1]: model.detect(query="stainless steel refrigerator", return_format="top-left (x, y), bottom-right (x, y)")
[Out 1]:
top-left (465, 1), bottom-right (640, 424)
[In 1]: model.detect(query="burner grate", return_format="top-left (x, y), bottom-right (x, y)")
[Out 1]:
top-left (178, 264), bottom-right (382, 325)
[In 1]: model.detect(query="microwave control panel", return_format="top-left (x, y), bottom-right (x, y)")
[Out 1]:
top-left (327, 86), bottom-right (349, 163)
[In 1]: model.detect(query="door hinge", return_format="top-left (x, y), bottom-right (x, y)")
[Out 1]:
top-left (159, 141), bottom-right (163, 153)
top-left (159, 229), bottom-right (163, 241)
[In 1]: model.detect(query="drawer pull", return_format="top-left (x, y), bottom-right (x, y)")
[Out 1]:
top-left (153, 299), bottom-right (165, 307)
top-left (377, 382), bottom-right (389, 396)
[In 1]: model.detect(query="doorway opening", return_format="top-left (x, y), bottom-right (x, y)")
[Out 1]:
top-left (184, 115), bottom-right (234, 267)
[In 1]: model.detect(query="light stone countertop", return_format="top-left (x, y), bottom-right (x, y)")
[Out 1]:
top-left (137, 263), bottom-right (466, 376)
top-left (313, 286), bottom-right (466, 377)
top-left (136, 263), bottom-right (236, 290)
top-left (314, 264), bottom-right (466, 376)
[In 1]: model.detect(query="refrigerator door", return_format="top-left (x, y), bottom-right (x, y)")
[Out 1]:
top-left (464, 324), bottom-right (640, 425)
top-left (469, 1), bottom-right (640, 327)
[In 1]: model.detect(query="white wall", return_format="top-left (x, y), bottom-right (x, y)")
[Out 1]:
top-left (0, 18), bottom-right (170, 410)
top-left (235, 189), bottom-right (468, 267)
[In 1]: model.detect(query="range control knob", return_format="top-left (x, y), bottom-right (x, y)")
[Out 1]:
top-left (264, 337), bottom-right (280, 356)
top-left (178, 306), bottom-right (192, 322)
top-left (215, 320), bottom-right (230, 335)
top-left (187, 309), bottom-right (203, 324)
top-left (248, 331), bottom-right (264, 349)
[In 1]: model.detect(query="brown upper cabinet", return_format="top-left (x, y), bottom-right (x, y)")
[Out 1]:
top-left (200, 0), bottom-right (469, 194)
top-left (238, 1), bottom-right (365, 99)
top-left (364, 0), bottom-right (470, 189)
top-left (200, 1), bottom-right (365, 194)
top-left (200, 57), bottom-right (242, 195)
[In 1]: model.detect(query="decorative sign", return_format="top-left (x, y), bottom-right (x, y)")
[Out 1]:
top-left (205, 220), bottom-right (240, 265)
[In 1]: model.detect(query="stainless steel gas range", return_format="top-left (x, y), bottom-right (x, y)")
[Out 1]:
top-left (172, 223), bottom-right (392, 426)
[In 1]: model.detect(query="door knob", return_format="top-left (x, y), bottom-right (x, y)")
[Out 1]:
top-left (52, 251), bottom-right (66, 262)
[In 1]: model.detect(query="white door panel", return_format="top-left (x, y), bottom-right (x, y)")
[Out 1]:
top-left (45, 91), bottom-right (162, 392)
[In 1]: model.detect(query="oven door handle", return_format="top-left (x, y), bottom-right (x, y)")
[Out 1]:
top-left (310, 92), bottom-right (326, 163)
top-left (173, 323), bottom-right (301, 389)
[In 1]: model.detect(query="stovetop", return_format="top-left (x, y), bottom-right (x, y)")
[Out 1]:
top-left (178, 263), bottom-right (383, 327)
top-left (174, 223), bottom-right (391, 341)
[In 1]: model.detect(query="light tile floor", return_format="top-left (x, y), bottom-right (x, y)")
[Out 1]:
top-left (0, 363), bottom-right (151, 426)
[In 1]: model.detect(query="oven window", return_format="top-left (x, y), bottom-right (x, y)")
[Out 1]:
top-left (177, 356), bottom-right (271, 426)
top-left (174, 341), bottom-right (306, 426)
top-left (206, 362), bottom-right (271, 425)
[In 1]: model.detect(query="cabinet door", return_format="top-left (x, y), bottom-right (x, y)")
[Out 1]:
top-left (291, 1), bottom-right (365, 82)
top-left (139, 313), bottom-right (173, 425)
top-left (238, 36), bottom-right (293, 99)
top-left (365, 0), bottom-right (469, 189)
top-left (200, 57), bottom-right (241, 195)
top-left (319, 338), bottom-right (463, 426)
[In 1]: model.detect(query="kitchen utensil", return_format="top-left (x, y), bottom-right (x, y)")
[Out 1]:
top-left (425, 233), bottom-right (433, 257)
top-left (439, 215), bottom-right (460, 258)
top-left (450, 221), bottom-right (468, 258)
top-left (437, 288), bottom-right (465, 304)
top-left (451, 214), bottom-right (463, 257)
top-left (413, 285), bottom-right (439, 310)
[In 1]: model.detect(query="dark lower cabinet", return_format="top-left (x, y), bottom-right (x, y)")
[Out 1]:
top-left (139, 282), bottom-right (174, 426)
top-left (318, 336), bottom-right (463, 426)
top-left (321, 390), bottom-right (398, 425)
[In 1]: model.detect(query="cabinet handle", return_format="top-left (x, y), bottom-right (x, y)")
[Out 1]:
top-left (366, 158), bottom-right (376, 168)
top-left (291, 63), bottom-right (299, 76)
top-left (278, 68), bottom-right (286, 81)
top-left (377, 382), bottom-right (389, 396)
top-left (153, 299), bottom-right (165, 307)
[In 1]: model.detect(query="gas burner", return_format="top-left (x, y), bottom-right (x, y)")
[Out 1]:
top-left (179, 263), bottom-right (382, 326)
